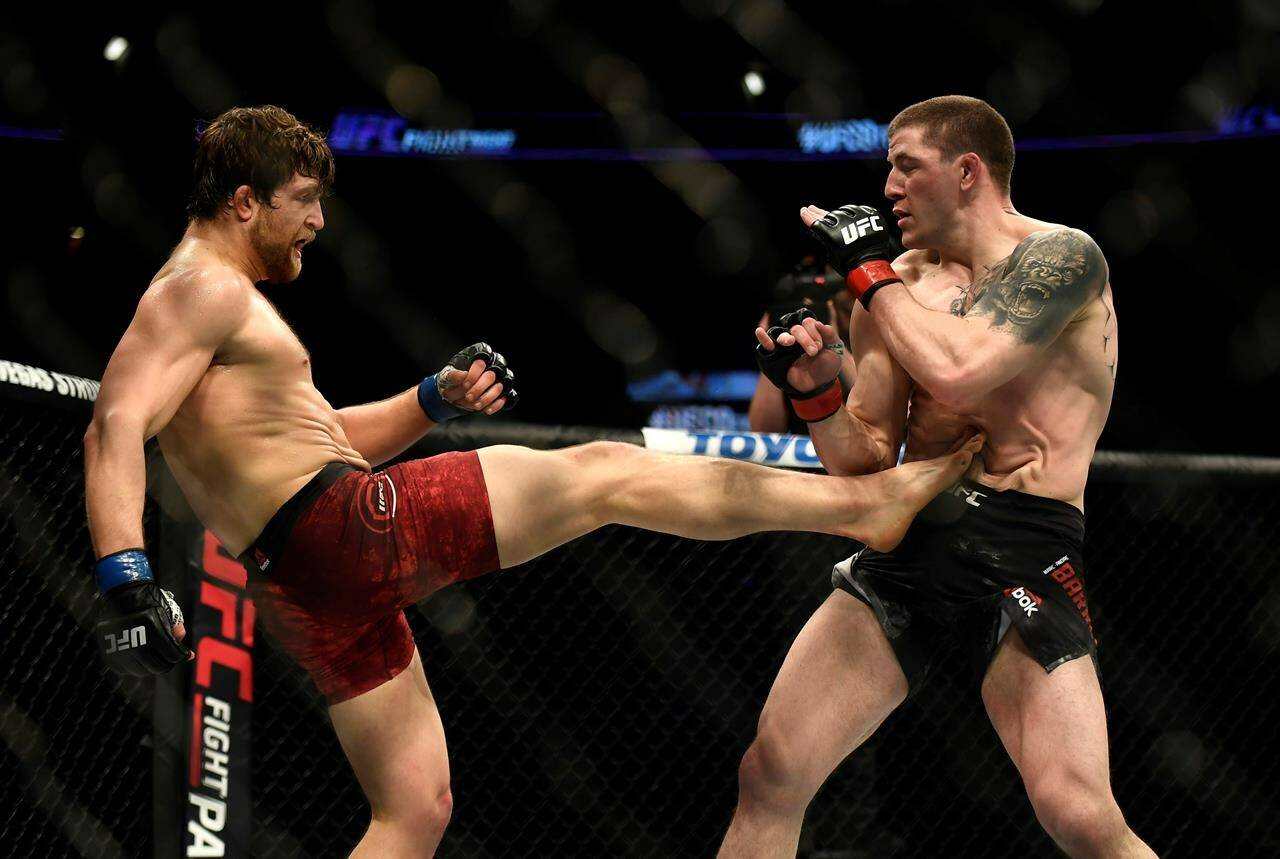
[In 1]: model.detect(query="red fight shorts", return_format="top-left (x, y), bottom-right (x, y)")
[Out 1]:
top-left (240, 453), bottom-right (500, 704)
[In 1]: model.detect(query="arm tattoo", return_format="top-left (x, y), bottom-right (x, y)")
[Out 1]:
top-left (950, 263), bottom-right (995, 316)
top-left (1101, 290), bottom-right (1117, 379)
top-left (955, 228), bottom-right (1108, 346)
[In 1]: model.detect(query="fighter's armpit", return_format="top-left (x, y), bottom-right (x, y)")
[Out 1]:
top-left (963, 228), bottom-right (1108, 346)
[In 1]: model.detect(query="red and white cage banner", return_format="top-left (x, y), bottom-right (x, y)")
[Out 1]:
top-left (183, 531), bottom-right (255, 858)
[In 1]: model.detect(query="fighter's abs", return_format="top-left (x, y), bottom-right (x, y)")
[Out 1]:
top-left (158, 294), bottom-right (369, 553)
top-left (900, 273), bottom-right (1112, 509)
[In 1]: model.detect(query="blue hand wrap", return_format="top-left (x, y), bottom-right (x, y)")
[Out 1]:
top-left (95, 549), bottom-right (154, 594)
top-left (417, 373), bottom-right (467, 424)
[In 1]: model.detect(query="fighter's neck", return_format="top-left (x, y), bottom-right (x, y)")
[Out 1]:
top-left (931, 203), bottom-right (1029, 273)
top-left (181, 221), bottom-right (269, 283)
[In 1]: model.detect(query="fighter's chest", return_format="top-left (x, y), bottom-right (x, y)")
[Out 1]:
top-left (218, 296), bottom-right (312, 375)
top-left (906, 265), bottom-right (976, 316)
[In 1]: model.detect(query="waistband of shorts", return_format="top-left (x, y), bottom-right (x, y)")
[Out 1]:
top-left (954, 477), bottom-right (1085, 531)
top-left (238, 462), bottom-right (357, 575)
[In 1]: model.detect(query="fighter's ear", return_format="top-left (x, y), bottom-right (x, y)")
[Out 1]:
top-left (230, 185), bottom-right (256, 222)
top-left (957, 152), bottom-right (983, 192)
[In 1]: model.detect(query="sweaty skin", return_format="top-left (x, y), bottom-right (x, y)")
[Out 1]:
top-left (154, 244), bottom-right (370, 555)
top-left (777, 211), bottom-right (1117, 513)
top-left (86, 171), bottom-right (507, 563)
top-left (890, 217), bottom-right (1117, 510)
top-left (728, 114), bottom-right (1153, 859)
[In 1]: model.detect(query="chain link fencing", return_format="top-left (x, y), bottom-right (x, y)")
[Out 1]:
top-left (1, 382), bottom-right (157, 858)
top-left (250, 431), bottom-right (1280, 858)
top-left (3, 382), bottom-right (1278, 857)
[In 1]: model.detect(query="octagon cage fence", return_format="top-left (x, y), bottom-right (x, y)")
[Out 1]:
top-left (2, 361), bottom-right (1278, 858)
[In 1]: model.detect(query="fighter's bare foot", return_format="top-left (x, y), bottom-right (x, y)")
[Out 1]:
top-left (845, 434), bottom-right (984, 552)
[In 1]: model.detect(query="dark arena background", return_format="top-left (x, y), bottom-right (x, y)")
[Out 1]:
top-left (3, 4), bottom-right (1279, 858)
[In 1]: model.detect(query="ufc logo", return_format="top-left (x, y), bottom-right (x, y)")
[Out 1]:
top-left (840, 215), bottom-right (881, 244)
top-left (951, 484), bottom-right (987, 507)
top-left (104, 625), bottom-right (147, 653)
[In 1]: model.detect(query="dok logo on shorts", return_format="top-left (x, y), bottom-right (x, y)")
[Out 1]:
top-left (358, 474), bottom-right (398, 534)
top-left (1004, 586), bottom-right (1043, 618)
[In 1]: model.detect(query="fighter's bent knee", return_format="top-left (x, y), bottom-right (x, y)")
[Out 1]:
top-left (737, 720), bottom-right (814, 814)
top-left (561, 439), bottom-right (642, 467)
top-left (426, 785), bottom-right (454, 831)
top-left (385, 784), bottom-right (453, 838)
top-left (1029, 781), bottom-right (1125, 854)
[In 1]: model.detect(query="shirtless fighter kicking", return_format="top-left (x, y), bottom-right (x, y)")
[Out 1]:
top-left (83, 105), bottom-right (976, 857)
top-left (722, 96), bottom-right (1157, 858)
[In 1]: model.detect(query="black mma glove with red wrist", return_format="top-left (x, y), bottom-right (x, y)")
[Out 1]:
top-left (806, 205), bottom-right (903, 309)
top-left (755, 308), bottom-right (846, 423)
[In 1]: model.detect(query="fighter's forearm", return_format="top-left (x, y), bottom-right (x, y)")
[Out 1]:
top-left (336, 387), bottom-right (436, 467)
top-left (870, 286), bottom-right (987, 400)
top-left (83, 417), bottom-right (149, 558)
top-left (747, 374), bottom-right (789, 433)
top-left (807, 405), bottom-right (892, 476)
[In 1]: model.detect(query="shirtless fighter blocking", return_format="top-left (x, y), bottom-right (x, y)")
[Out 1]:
top-left (83, 106), bottom-right (976, 856)
top-left (722, 96), bottom-right (1156, 858)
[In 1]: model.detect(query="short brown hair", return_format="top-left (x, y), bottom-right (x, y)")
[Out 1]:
top-left (188, 105), bottom-right (334, 221)
top-left (888, 96), bottom-right (1015, 194)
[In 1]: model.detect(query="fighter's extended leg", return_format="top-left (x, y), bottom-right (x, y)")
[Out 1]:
top-left (329, 649), bottom-right (453, 858)
top-left (982, 630), bottom-right (1158, 859)
top-left (477, 438), bottom-right (978, 568)
top-left (718, 590), bottom-right (907, 859)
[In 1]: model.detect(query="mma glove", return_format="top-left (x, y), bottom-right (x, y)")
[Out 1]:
top-left (806, 205), bottom-right (904, 309)
top-left (755, 307), bottom-right (846, 422)
top-left (93, 549), bottom-right (191, 677)
top-left (417, 342), bottom-right (519, 423)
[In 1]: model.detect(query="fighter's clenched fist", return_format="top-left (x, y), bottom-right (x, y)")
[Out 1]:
top-left (418, 342), bottom-right (519, 423)
top-left (801, 204), bottom-right (903, 309)
top-left (754, 308), bottom-right (847, 423)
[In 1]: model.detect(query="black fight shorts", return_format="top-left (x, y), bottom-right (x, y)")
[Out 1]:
top-left (832, 478), bottom-right (1099, 696)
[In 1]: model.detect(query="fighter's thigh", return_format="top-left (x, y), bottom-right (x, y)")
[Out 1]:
top-left (328, 648), bottom-right (450, 817)
top-left (751, 589), bottom-right (908, 786)
top-left (981, 629), bottom-right (1112, 800)
top-left (476, 442), bottom-right (632, 568)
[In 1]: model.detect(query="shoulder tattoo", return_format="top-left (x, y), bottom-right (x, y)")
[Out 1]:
top-left (958, 229), bottom-right (1108, 345)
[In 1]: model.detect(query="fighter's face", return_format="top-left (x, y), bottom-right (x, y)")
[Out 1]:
top-left (249, 173), bottom-right (325, 283)
top-left (884, 126), bottom-right (959, 250)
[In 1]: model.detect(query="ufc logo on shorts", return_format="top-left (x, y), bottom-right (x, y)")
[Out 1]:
top-left (841, 215), bottom-right (881, 244)
top-left (950, 484), bottom-right (987, 507)
top-left (104, 625), bottom-right (147, 653)
top-left (1005, 586), bottom-right (1042, 618)
top-left (359, 474), bottom-right (398, 534)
